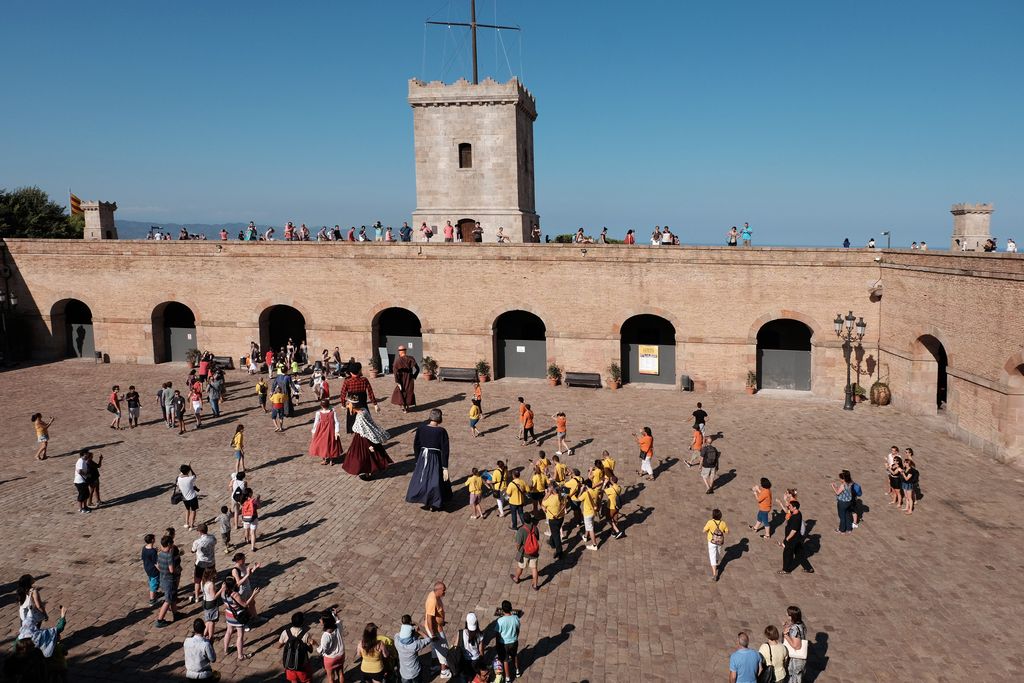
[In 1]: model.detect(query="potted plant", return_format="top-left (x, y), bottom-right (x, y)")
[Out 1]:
top-left (608, 362), bottom-right (622, 390)
top-left (547, 363), bottom-right (562, 386)
top-left (185, 348), bottom-right (201, 367)
top-left (745, 370), bottom-right (757, 395)
top-left (870, 380), bottom-right (891, 406)
top-left (852, 383), bottom-right (868, 403)
top-left (421, 356), bottom-right (438, 381)
top-left (368, 355), bottom-right (382, 378)
top-left (475, 360), bottom-right (491, 382)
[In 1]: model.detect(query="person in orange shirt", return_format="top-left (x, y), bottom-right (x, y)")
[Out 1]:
top-left (472, 382), bottom-right (483, 417)
top-left (691, 426), bottom-right (703, 453)
top-left (521, 404), bottom-right (535, 445)
top-left (750, 478), bottom-right (773, 539)
top-left (551, 411), bottom-right (572, 455)
top-left (516, 397), bottom-right (526, 441)
top-left (633, 427), bottom-right (655, 480)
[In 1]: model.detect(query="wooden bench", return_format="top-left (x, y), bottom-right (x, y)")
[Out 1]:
top-left (438, 367), bottom-right (477, 382)
top-left (564, 371), bottom-right (602, 388)
top-left (211, 355), bottom-right (235, 370)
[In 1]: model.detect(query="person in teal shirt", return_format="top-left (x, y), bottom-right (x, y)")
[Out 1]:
top-left (495, 600), bottom-right (521, 680)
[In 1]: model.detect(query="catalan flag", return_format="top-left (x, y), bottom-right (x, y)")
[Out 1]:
top-left (70, 192), bottom-right (83, 216)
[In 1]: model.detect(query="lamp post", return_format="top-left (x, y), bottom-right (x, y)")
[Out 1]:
top-left (881, 231), bottom-right (891, 249)
top-left (834, 310), bottom-right (867, 410)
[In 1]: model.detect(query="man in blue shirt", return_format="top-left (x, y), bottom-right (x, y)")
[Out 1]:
top-left (729, 632), bottom-right (762, 683)
top-left (399, 222), bottom-right (413, 242)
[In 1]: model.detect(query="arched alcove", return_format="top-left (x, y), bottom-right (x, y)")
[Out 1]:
top-left (494, 310), bottom-right (546, 379)
top-left (620, 314), bottom-right (676, 385)
top-left (756, 319), bottom-right (813, 390)
top-left (152, 301), bottom-right (197, 363)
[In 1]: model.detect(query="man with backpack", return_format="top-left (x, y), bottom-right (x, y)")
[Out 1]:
top-left (511, 513), bottom-right (541, 590)
top-left (687, 438), bottom-right (721, 494)
top-left (277, 612), bottom-right (315, 682)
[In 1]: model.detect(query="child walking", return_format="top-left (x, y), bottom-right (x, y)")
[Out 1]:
top-left (521, 404), bottom-right (535, 445)
top-left (230, 425), bottom-right (245, 472)
top-left (467, 468), bottom-right (485, 519)
top-left (552, 412), bottom-right (572, 455)
top-left (469, 401), bottom-right (482, 437)
top-left (255, 377), bottom-right (268, 413)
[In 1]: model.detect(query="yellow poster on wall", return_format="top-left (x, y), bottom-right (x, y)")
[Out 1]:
top-left (638, 345), bottom-right (659, 375)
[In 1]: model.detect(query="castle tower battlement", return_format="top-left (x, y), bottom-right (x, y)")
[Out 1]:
top-left (83, 201), bottom-right (118, 240)
top-left (950, 202), bottom-right (993, 251)
top-left (409, 77), bottom-right (539, 243)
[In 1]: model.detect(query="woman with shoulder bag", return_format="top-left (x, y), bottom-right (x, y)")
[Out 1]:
top-left (830, 470), bottom-right (854, 534)
top-left (782, 606), bottom-right (808, 683)
top-left (222, 576), bottom-right (258, 661)
top-left (758, 625), bottom-right (788, 682)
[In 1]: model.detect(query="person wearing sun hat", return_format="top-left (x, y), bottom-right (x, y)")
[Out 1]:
top-left (395, 614), bottom-right (433, 683)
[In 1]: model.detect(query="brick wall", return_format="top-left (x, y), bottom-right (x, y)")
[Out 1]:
top-left (4, 240), bottom-right (1022, 461)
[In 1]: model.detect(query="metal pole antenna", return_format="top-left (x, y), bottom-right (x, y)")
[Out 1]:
top-left (471, 0), bottom-right (478, 84)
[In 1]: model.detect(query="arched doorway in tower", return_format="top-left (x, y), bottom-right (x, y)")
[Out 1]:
top-left (373, 307), bottom-right (422, 373)
top-left (457, 218), bottom-right (476, 242)
top-left (494, 310), bottom-right (546, 379)
top-left (620, 314), bottom-right (676, 385)
top-left (756, 319), bottom-right (812, 390)
top-left (259, 305), bottom-right (307, 357)
top-left (911, 335), bottom-right (948, 411)
top-left (52, 299), bottom-right (94, 358)
top-left (152, 302), bottom-right (197, 363)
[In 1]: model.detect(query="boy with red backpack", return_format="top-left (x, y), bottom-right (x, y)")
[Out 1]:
top-left (510, 513), bottom-right (541, 590)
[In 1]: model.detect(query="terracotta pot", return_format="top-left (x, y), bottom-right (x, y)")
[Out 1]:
top-left (745, 386), bottom-right (756, 395)
top-left (548, 377), bottom-right (559, 386)
top-left (609, 380), bottom-right (620, 390)
top-left (422, 371), bottom-right (434, 381)
top-left (479, 374), bottom-right (490, 383)
top-left (371, 370), bottom-right (381, 378)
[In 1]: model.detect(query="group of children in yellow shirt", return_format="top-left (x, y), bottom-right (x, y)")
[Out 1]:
top-left (463, 450), bottom-right (626, 549)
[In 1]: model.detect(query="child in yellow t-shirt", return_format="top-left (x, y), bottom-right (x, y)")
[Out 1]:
top-left (467, 467), bottom-right (484, 519)
top-left (535, 451), bottom-right (551, 478)
top-left (255, 378), bottom-right (268, 413)
top-left (529, 463), bottom-right (548, 513)
top-left (469, 402), bottom-right (482, 437)
top-left (551, 455), bottom-right (568, 483)
top-left (600, 450), bottom-right (616, 476)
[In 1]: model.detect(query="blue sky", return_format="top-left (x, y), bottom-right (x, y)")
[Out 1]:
top-left (2, 0), bottom-right (1021, 246)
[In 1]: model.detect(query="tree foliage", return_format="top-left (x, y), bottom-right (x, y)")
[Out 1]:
top-left (0, 186), bottom-right (83, 238)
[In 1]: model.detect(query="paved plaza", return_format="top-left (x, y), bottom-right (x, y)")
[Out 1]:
top-left (1, 360), bottom-right (1022, 682)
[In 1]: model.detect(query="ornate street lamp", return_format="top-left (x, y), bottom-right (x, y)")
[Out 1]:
top-left (835, 310), bottom-right (867, 410)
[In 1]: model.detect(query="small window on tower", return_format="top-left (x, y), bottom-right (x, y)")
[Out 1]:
top-left (458, 142), bottom-right (473, 169)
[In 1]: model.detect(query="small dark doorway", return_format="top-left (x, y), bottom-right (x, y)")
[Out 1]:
top-left (620, 315), bottom-right (676, 385)
top-left (153, 302), bottom-right (197, 363)
top-left (756, 319), bottom-right (812, 390)
top-left (494, 311), bottom-right (546, 379)
top-left (457, 218), bottom-right (476, 242)
top-left (918, 335), bottom-right (948, 409)
top-left (55, 299), bottom-right (94, 359)
top-left (373, 307), bottom-right (423, 372)
top-left (259, 305), bottom-right (306, 356)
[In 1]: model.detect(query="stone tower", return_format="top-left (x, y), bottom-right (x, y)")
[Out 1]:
top-left (950, 203), bottom-right (992, 251)
top-left (408, 77), bottom-right (539, 243)
top-left (83, 201), bottom-right (118, 240)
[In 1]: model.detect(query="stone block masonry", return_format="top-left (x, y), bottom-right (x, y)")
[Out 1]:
top-left (4, 239), bottom-right (1022, 463)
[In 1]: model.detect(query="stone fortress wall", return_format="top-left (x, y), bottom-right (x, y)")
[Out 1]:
top-left (4, 239), bottom-right (1022, 464)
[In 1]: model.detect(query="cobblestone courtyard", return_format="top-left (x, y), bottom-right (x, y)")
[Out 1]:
top-left (1, 361), bottom-right (1021, 682)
